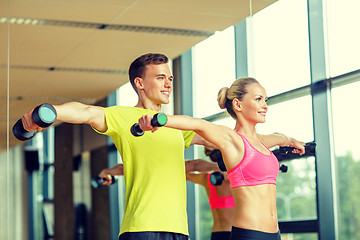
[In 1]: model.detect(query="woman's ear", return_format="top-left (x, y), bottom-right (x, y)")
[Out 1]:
top-left (232, 98), bottom-right (242, 111)
top-left (134, 77), bottom-right (144, 90)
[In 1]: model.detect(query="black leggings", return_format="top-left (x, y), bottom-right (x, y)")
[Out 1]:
top-left (230, 226), bottom-right (281, 240)
top-left (211, 231), bottom-right (231, 240)
top-left (119, 231), bottom-right (188, 240)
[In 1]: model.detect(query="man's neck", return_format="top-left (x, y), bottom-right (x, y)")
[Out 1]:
top-left (135, 101), bottom-right (162, 112)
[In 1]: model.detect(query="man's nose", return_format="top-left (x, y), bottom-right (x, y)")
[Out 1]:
top-left (165, 78), bottom-right (172, 87)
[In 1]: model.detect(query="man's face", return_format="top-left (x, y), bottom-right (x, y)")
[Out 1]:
top-left (140, 63), bottom-right (173, 105)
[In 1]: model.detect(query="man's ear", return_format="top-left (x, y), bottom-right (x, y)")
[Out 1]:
top-left (232, 98), bottom-right (242, 111)
top-left (134, 77), bottom-right (144, 90)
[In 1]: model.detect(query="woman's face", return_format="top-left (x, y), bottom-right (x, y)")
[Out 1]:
top-left (239, 83), bottom-right (268, 123)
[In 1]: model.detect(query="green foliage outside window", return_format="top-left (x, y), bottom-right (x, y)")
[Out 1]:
top-left (336, 153), bottom-right (360, 240)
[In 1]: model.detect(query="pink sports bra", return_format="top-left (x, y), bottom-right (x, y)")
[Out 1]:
top-left (227, 133), bottom-right (279, 188)
top-left (207, 174), bottom-right (236, 209)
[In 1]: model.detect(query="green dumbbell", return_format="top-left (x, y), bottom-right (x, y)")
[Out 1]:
top-left (130, 112), bottom-right (168, 137)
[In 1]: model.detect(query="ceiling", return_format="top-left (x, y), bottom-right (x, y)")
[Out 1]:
top-left (0, 0), bottom-right (277, 152)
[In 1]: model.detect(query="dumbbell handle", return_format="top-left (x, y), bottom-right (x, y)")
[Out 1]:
top-left (130, 112), bottom-right (168, 137)
top-left (217, 158), bottom-right (227, 172)
top-left (279, 142), bottom-right (316, 155)
top-left (90, 176), bottom-right (117, 188)
top-left (12, 119), bottom-right (36, 141)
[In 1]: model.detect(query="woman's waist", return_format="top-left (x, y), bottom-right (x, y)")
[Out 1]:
top-left (232, 185), bottom-right (278, 232)
top-left (212, 208), bottom-right (236, 231)
top-left (233, 204), bottom-right (278, 233)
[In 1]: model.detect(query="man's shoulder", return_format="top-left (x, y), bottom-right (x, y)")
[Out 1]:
top-left (106, 106), bottom-right (154, 112)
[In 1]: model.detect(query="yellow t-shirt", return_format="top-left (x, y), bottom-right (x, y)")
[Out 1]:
top-left (95, 106), bottom-right (195, 236)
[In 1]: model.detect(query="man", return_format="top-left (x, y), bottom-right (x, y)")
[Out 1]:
top-left (21, 53), bottom-right (210, 240)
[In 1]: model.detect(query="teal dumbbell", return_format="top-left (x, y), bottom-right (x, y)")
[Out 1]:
top-left (13, 103), bottom-right (57, 141)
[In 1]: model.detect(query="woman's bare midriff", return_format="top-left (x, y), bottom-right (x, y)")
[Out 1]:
top-left (212, 207), bottom-right (236, 232)
top-left (232, 184), bottom-right (279, 233)
top-left (206, 179), bottom-right (236, 232)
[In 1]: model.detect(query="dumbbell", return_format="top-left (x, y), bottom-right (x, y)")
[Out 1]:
top-left (279, 142), bottom-right (316, 155)
top-left (217, 158), bottom-right (227, 172)
top-left (279, 164), bottom-right (288, 173)
top-left (209, 172), bottom-right (224, 186)
top-left (90, 176), bottom-right (117, 188)
top-left (13, 103), bottom-right (57, 141)
top-left (130, 112), bottom-right (168, 137)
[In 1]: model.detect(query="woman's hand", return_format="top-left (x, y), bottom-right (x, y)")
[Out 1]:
top-left (289, 139), bottom-right (306, 155)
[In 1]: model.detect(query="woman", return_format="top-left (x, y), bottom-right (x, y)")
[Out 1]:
top-left (186, 148), bottom-right (235, 240)
top-left (138, 77), bottom-right (305, 240)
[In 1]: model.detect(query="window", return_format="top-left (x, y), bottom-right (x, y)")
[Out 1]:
top-left (256, 95), bottom-right (314, 143)
top-left (280, 233), bottom-right (318, 240)
top-left (332, 81), bottom-right (360, 239)
top-left (277, 157), bottom-right (317, 221)
top-left (251, 0), bottom-right (311, 96)
top-left (325, 0), bottom-right (360, 77)
top-left (195, 146), bottom-right (213, 240)
top-left (117, 82), bottom-right (138, 106)
top-left (192, 26), bottom-right (236, 118)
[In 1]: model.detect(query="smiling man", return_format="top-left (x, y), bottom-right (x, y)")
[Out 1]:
top-left (20, 53), bottom-right (211, 240)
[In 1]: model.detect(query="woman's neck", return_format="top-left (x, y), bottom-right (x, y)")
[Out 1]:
top-left (234, 119), bottom-right (257, 138)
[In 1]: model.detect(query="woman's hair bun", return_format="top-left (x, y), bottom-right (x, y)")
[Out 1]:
top-left (217, 87), bottom-right (228, 109)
